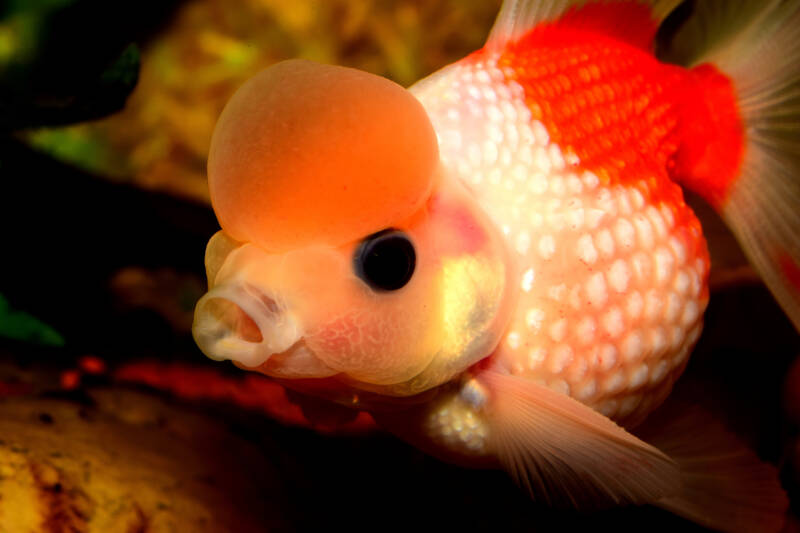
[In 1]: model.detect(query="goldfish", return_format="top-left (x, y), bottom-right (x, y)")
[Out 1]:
top-left (192, 1), bottom-right (800, 530)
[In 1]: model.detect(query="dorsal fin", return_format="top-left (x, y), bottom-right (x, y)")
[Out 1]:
top-left (485, 0), bottom-right (682, 52)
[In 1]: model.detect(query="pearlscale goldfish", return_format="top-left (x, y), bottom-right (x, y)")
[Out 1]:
top-left (192, 1), bottom-right (800, 530)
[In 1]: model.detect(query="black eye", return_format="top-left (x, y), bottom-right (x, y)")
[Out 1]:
top-left (354, 229), bottom-right (416, 291)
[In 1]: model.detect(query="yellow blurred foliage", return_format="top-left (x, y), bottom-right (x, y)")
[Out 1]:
top-left (27, 0), bottom-right (500, 203)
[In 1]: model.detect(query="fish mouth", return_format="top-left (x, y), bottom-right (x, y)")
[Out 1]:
top-left (193, 282), bottom-right (305, 368)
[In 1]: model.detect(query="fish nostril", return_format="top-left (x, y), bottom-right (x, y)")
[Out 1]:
top-left (245, 283), bottom-right (282, 315)
top-left (205, 297), bottom-right (264, 343)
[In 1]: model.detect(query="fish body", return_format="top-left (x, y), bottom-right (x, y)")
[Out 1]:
top-left (410, 22), bottom-right (711, 428)
top-left (193, 1), bottom-right (800, 530)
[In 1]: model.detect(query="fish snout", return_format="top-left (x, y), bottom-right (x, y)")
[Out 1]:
top-left (192, 281), bottom-right (301, 368)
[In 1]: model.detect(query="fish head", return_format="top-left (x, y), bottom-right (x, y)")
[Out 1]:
top-left (192, 60), bottom-right (517, 398)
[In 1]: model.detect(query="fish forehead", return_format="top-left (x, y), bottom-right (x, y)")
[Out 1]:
top-left (411, 41), bottom-right (709, 426)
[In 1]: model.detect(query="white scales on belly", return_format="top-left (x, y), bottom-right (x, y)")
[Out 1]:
top-left (411, 54), bottom-right (708, 427)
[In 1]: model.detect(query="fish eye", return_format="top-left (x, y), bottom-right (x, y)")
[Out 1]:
top-left (354, 229), bottom-right (416, 291)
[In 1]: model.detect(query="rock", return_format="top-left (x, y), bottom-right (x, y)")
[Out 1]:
top-left (0, 387), bottom-right (290, 532)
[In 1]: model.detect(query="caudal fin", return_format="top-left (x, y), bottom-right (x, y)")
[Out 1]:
top-left (663, 1), bottom-right (800, 331)
top-left (636, 405), bottom-right (788, 533)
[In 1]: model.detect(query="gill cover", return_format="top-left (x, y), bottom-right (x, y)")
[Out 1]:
top-left (193, 60), bottom-right (517, 396)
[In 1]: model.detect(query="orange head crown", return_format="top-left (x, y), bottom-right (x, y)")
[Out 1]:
top-left (207, 59), bottom-right (440, 252)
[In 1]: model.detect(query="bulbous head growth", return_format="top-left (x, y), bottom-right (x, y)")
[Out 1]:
top-left (194, 60), bottom-right (517, 401)
top-left (208, 59), bottom-right (439, 252)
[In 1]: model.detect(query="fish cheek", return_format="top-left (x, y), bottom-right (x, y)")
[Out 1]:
top-left (302, 262), bottom-right (444, 386)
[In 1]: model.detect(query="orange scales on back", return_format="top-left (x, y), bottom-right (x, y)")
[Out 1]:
top-left (487, 3), bottom-right (743, 215)
top-left (412, 2), bottom-right (726, 424)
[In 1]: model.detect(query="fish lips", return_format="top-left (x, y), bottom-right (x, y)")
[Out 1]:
top-left (192, 281), bottom-right (337, 377)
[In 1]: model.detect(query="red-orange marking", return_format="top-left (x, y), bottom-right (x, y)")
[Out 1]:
top-left (0, 381), bottom-right (32, 397)
top-left (78, 355), bottom-right (107, 375)
top-left (477, 12), bottom-right (746, 210)
top-left (114, 361), bottom-right (376, 434)
top-left (556, 2), bottom-right (659, 50)
top-left (779, 253), bottom-right (800, 292)
top-left (59, 370), bottom-right (81, 390)
top-left (465, 11), bottom-right (749, 277)
top-left (427, 192), bottom-right (487, 254)
top-left (671, 64), bottom-right (744, 208)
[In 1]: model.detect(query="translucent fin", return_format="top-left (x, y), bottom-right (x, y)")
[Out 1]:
top-left (666, 1), bottom-right (800, 330)
top-left (485, 0), bottom-right (682, 52)
top-left (478, 370), bottom-right (681, 508)
top-left (724, 154), bottom-right (800, 331)
top-left (659, 2), bottom-right (792, 69)
top-left (637, 406), bottom-right (788, 533)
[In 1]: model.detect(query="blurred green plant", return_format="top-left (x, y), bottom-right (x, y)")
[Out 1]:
top-left (0, 0), bottom-right (143, 346)
top-left (0, 0), bottom-right (499, 347)
top-left (0, 293), bottom-right (64, 346)
top-left (18, 0), bottom-right (501, 203)
top-left (0, 0), bottom-right (141, 130)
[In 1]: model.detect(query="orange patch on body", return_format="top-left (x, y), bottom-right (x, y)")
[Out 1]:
top-left (556, 2), bottom-right (659, 51)
top-left (478, 27), bottom-right (706, 235)
top-left (490, 29), bottom-right (682, 197)
top-left (483, 23), bottom-right (744, 211)
top-left (671, 64), bottom-right (744, 208)
top-left (469, 23), bottom-right (740, 288)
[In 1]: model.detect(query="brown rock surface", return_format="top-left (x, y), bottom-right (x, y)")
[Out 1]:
top-left (0, 387), bottom-right (289, 532)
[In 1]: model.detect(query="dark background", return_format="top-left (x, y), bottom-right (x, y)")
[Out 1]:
top-left (0, 0), bottom-right (798, 531)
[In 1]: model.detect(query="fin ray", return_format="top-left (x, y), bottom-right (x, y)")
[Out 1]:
top-left (486, 0), bottom-right (682, 51)
top-left (478, 370), bottom-right (681, 508)
top-left (666, 0), bottom-right (800, 330)
top-left (637, 406), bottom-right (788, 533)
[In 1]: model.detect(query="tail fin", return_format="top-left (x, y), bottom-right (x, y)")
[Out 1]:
top-left (636, 405), bottom-right (788, 533)
top-left (663, 1), bottom-right (800, 331)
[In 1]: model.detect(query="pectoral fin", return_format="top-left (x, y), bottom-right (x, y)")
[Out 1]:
top-left (478, 370), bottom-right (681, 508)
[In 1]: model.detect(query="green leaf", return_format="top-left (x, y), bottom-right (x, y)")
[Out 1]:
top-left (0, 293), bottom-right (65, 346)
top-left (0, 0), bottom-right (142, 132)
top-left (2, 0), bottom-right (78, 17)
top-left (0, 42), bottom-right (140, 130)
top-left (101, 42), bottom-right (139, 88)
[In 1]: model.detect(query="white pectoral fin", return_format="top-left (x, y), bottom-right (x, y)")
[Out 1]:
top-left (478, 370), bottom-right (681, 508)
